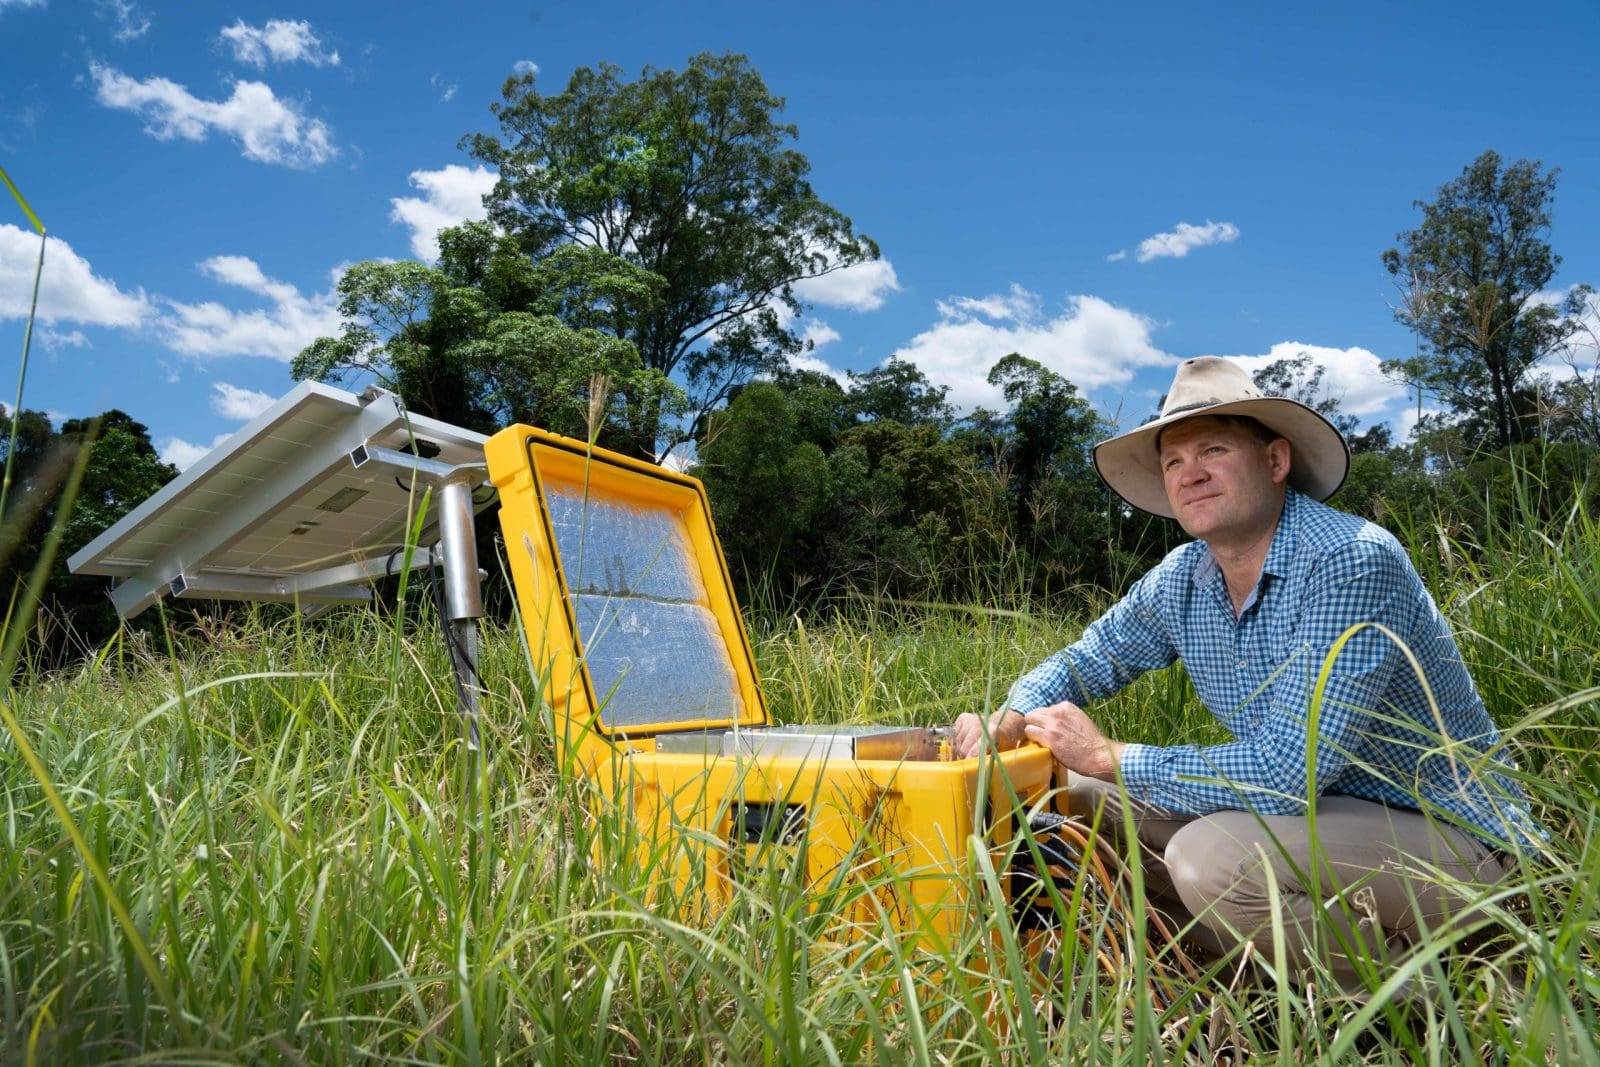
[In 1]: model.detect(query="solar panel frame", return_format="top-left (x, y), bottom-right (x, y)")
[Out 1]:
top-left (68, 381), bottom-right (493, 618)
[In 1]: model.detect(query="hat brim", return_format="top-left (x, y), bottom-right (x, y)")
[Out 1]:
top-left (1092, 397), bottom-right (1351, 519)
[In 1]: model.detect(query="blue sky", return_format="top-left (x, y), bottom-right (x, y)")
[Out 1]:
top-left (2, 0), bottom-right (1597, 468)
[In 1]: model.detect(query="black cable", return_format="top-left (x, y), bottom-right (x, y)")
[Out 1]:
top-left (429, 555), bottom-right (486, 709)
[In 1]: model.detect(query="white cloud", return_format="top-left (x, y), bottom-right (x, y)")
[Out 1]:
top-left (160, 255), bottom-right (341, 361)
top-left (1529, 285), bottom-right (1600, 382)
top-left (800, 319), bottom-right (840, 350)
top-left (792, 258), bottom-right (900, 311)
top-left (430, 73), bottom-right (458, 102)
top-left (1222, 342), bottom-right (1408, 418)
top-left (39, 327), bottom-right (90, 350)
top-left (98, 0), bottom-right (149, 41)
top-left (893, 287), bottom-right (1173, 411)
top-left (935, 284), bottom-right (1039, 323)
top-left (1106, 249), bottom-right (1128, 262)
top-left (1395, 404), bottom-right (1448, 443)
top-left (219, 18), bottom-right (339, 68)
top-left (389, 164), bottom-right (498, 261)
top-left (0, 0), bottom-right (47, 9)
top-left (210, 381), bottom-right (276, 420)
top-left (512, 59), bottom-right (539, 76)
top-left (786, 351), bottom-right (849, 384)
top-left (158, 432), bottom-right (231, 471)
top-left (0, 224), bottom-right (149, 327)
top-left (90, 62), bottom-right (338, 169)
top-left (1135, 220), bottom-right (1240, 263)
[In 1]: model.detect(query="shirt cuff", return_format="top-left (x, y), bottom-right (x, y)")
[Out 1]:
top-left (1117, 741), bottom-right (1169, 803)
top-left (1004, 686), bottom-right (1049, 717)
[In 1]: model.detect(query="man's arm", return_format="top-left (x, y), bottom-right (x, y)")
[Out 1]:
top-left (952, 563), bottom-right (1178, 757)
top-left (1118, 540), bottom-right (1410, 816)
top-left (1006, 563), bottom-right (1179, 715)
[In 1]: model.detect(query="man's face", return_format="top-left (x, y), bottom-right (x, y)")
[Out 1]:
top-left (1157, 416), bottom-right (1291, 542)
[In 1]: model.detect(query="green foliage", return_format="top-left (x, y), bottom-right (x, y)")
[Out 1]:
top-left (768, 365), bottom-right (852, 450)
top-left (1444, 441), bottom-right (1600, 533)
top-left (822, 418), bottom-right (994, 596)
top-left (843, 356), bottom-right (954, 428)
top-left (1383, 150), bottom-right (1594, 449)
top-left (0, 481), bottom-right (1595, 1061)
top-left (292, 223), bottom-right (684, 444)
top-left (465, 53), bottom-right (879, 454)
top-left (698, 352), bottom-right (1190, 606)
top-left (1, 409), bottom-right (176, 660)
top-left (697, 381), bottom-right (829, 577)
top-left (982, 354), bottom-right (1111, 590)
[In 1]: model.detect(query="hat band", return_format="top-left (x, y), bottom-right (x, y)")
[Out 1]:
top-left (1162, 397), bottom-right (1228, 418)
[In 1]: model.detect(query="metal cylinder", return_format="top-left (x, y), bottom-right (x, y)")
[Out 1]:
top-left (436, 475), bottom-right (483, 621)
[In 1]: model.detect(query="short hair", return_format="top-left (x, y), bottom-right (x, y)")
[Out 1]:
top-left (1155, 413), bottom-right (1284, 454)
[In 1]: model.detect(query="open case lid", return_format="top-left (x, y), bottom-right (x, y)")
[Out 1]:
top-left (486, 425), bottom-right (769, 740)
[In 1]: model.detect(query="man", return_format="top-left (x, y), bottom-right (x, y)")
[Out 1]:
top-left (951, 356), bottom-right (1542, 992)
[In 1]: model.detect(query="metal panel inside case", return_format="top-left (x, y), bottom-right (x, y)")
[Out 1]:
top-left (654, 725), bottom-right (942, 762)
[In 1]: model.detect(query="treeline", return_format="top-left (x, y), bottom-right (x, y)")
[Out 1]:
top-left (4, 53), bottom-right (1597, 657)
top-left (694, 352), bottom-right (1600, 609)
top-left (0, 409), bottom-right (175, 659)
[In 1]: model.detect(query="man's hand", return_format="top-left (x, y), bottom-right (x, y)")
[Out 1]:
top-left (1021, 701), bottom-right (1126, 781)
top-left (950, 708), bottom-right (1027, 759)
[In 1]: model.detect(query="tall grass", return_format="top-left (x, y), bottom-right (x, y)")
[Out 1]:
top-left (0, 487), bottom-right (1596, 1062)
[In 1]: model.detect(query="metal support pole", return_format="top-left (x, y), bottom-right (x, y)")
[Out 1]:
top-left (436, 472), bottom-right (484, 749)
top-left (348, 443), bottom-right (489, 748)
top-left (437, 476), bottom-right (483, 622)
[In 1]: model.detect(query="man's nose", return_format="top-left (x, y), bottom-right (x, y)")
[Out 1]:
top-left (1176, 458), bottom-right (1209, 486)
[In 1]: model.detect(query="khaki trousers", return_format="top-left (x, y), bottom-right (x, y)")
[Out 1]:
top-left (1064, 771), bottom-right (1511, 995)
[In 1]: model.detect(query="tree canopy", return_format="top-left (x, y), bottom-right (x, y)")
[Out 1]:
top-left (292, 223), bottom-right (684, 445)
top-left (464, 52), bottom-right (879, 457)
top-left (1, 410), bottom-right (176, 661)
top-left (1383, 150), bottom-right (1594, 449)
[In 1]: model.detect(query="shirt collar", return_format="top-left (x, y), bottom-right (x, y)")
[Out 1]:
top-left (1191, 488), bottom-right (1301, 589)
top-left (1260, 488), bottom-right (1301, 580)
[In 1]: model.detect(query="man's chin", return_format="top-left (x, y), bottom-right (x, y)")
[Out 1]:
top-left (1172, 505), bottom-right (1217, 540)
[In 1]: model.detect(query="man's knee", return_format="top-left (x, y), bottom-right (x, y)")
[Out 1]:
top-left (1064, 770), bottom-right (1117, 820)
top-left (1163, 813), bottom-right (1276, 926)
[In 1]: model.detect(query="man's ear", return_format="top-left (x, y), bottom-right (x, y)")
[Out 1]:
top-left (1266, 438), bottom-right (1292, 485)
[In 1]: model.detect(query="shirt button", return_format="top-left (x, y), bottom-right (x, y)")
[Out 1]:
top-left (1236, 659), bottom-right (1247, 668)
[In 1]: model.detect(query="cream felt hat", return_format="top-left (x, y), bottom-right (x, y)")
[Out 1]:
top-left (1092, 356), bottom-right (1350, 518)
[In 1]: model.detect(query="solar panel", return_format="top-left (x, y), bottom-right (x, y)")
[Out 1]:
top-left (487, 427), bottom-right (769, 743)
top-left (543, 483), bottom-right (745, 729)
top-left (69, 381), bottom-right (492, 619)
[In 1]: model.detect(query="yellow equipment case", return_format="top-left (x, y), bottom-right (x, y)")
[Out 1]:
top-left (485, 424), bottom-right (1058, 946)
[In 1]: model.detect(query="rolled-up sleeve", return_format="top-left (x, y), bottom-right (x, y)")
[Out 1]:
top-left (1006, 563), bottom-right (1179, 715)
top-left (1119, 541), bottom-right (1407, 816)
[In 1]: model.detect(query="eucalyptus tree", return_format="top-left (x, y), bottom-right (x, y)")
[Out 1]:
top-left (1383, 151), bottom-right (1592, 449)
top-left (292, 223), bottom-right (682, 445)
top-left (465, 52), bottom-right (879, 459)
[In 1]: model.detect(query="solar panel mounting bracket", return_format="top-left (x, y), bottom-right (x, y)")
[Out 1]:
top-left (68, 381), bottom-right (494, 747)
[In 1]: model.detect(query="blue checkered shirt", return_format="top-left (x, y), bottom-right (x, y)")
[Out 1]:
top-left (1007, 489), bottom-right (1544, 848)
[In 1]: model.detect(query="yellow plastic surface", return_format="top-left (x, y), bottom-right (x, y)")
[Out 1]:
top-left (485, 423), bottom-right (1060, 943)
top-left (599, 746), bottom-right (1056, 946)
top-left (487, 425), bottom-right (769, 770)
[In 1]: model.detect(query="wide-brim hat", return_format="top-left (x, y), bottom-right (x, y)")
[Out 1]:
top-left (1092, 356), bottom-right (1351, 519)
